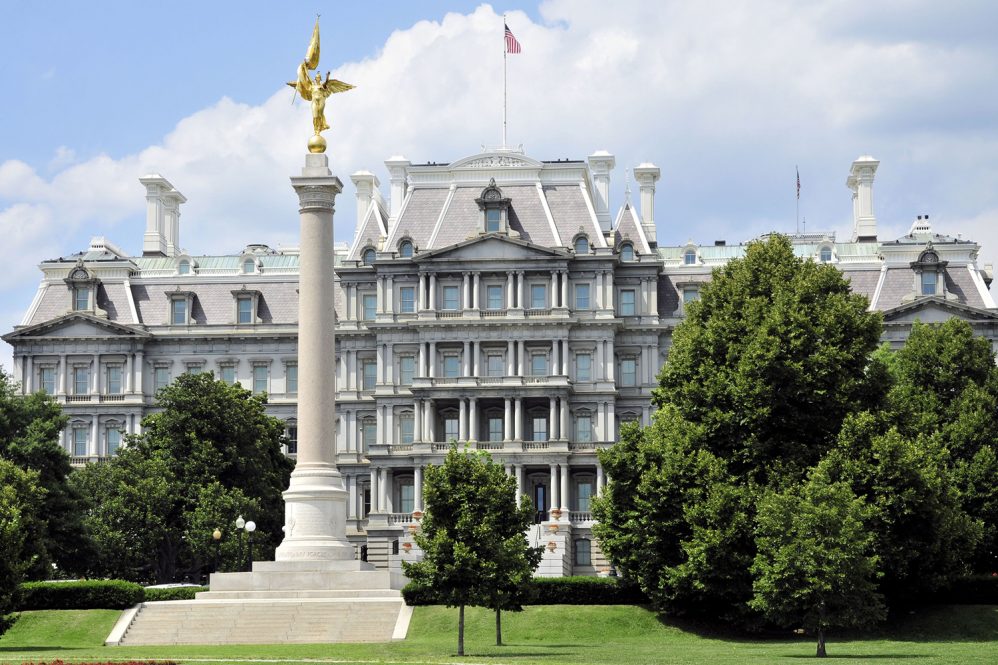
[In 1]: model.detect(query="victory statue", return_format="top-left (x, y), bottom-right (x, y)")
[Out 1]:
top-left (288, 17), bottom-right (355, 153)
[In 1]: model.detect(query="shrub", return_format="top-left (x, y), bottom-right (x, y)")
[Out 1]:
top-left (926, 575), bottom-right (998, 605)
top-left (16, 580), bottom-right (144, 610)
top-left (403, 575), bottom-right (647, 606)
top-left (143, 586), bottom-right (207, 602)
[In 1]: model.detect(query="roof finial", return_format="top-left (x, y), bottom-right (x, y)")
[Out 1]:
top-left (624, 168), bottom-right (632, 205)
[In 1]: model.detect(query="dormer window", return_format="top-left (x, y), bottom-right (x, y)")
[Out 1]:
top-left (921, 271), bottom-right (937, 296)
top-left (74, 286), bottom-right (91, 311)
top-left (167, 291), bottom-right (195, 326)
top-left (362, 247), bottom-right (377, 266)
top-left (620, 242), bottom-right (634, 261)
top-left (398, 239), bottom-right (414, 258)
top-left (178, 260), bottom-right (191, 275)
top-left (574, 235), bottom-right (590, 254)
top-left (232, 289), bottom-right (261, 324)
top-left (65, 265), bottom-right (97, 312)
top-left (819, 247), bottom-right (832, 263)
top-left (242, 258), bottom-right (255, 274)
top-left (684, 249), bottom-right (697, 265)
top-left (910, 245), bottom-right (947, 299)
top-left (475, 178), bottom-right (511, 235)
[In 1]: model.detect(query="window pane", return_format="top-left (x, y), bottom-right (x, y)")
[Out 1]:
top-left (400, 414), bottom-right (414, 444)
top-left (362, 420), bottom-right (376, 448)
top-left (820, 247), bottom-right (832, 262)
top-left (530, 284), bottom-right (546, 309)
top-left (74, 287), bottom-right (89, 311)
top-left (683, 288), bottom-right (699, 304)
top-left (684, 250), bottom-right (696, 265)
top-left (532, 417), bottom-right (547, 442)
top-left (74, 367), bottom-right (90, 394)
top-left (577, 482), bottom-right (593, 511)
top-left (921, 271), bottom-right (937, 295)
top-left (363, 361), bottom-right (376, 390)
top-left (574, 236), bottom-right (589, 253)
top-left (487, 285), bottom-right (503, 309)
top-left (576, 415), bottom-right (592, 442)
top-left (531, 354), bottom-right (548, 376)
top-left (362, 249), bottom-right (375, 265)
top-left (444, 417), bottom-right (459, 442)
top-left (488, 417), bottom-right (503, 441)
top-left (253, 365), bottom-right (268, 394)
top-left (399, 241), bottom-right (413, 258)
top-left (73, 429), bottom-right (87, 457)
top-left (443, 286), bottom-right (459, 310)
top-left (238, 297), bottom-right (253, 324)
top-left (243, 259), bottom-right (254, 273)
top-left (400, 286), bottom-right (415, 313)
top-left (106, 366), bottom-right (122, 394)
top-left (40, 367), bottom-right (55, 394)
top-left (486, 208), bottom-right (501, 232)
top-left (154, 367), bottom-right (170, 391)
top-left (576, 354), bottom-right (591, 382)
top-left (172, 299), bottom-right (187, 324)
top-left (400, 483), bottom-right (415, 513)
top-left (286, 426), bottom-right (298, 454)
top-left (363, 294), bottom-right (377, 321)
top-left (574, 539), bottom-right (591, 566)
top-left (178, 261), bottom-right (190, 274)
top-left (621, 244), bottom-right (634, 261)
top-left (107, 428), bottom-right (121, 456)
top-left (487, 354), bottom-right (504, 377)
top-left (400, 356), bottom-right (415, 385)
top-left (286, 365), bottom-right (298, 393)
top-left (220, 365), bottom-right (236, 385)
top-left (621, 359), bottom-right (637, 386)
top-left (443, 356), bottom-right (460, 378)
top-left (620, 290), bottom-right (635, 316)
top-left (575, 284), bottom-right (590, 310)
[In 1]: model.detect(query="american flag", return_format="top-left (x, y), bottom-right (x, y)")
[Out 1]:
top-left (796, 167), bottom-right (801, 200)
top-left (505, 24), bottom-right (521, 54)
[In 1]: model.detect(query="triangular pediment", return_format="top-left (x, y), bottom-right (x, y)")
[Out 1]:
top-left (414, 234), bottom-right (570, 263)
top-left (3, 312), bottom-right (150, 342)
top-left (882, 296), bottom-right (998, 324)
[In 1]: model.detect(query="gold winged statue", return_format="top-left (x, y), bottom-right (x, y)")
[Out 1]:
top-left (288, 17), bottom-right (355, 153)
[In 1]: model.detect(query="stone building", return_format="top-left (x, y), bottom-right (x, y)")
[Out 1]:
top-left (5, 149), bottom-right (996, 576)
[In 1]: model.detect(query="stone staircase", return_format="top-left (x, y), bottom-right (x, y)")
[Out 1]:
top-left (108, 560), bottom-right (410, 646)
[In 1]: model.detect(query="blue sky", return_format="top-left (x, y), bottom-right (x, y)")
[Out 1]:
top-left (2, 0), bottom-right (998, 372)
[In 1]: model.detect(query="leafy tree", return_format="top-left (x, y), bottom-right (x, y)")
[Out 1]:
top-left (750, 466), bottom-right (885, 658)
top-left (71, 373), bottom-right (292, 582)
top-left (0, 459), bottom-right (45, 629)
top-left (0, 369), bottom-right (91, 578)
top-left (403, 444), bottom-right (540, 655)
top-left (653, 235), bottom-right (882, 481)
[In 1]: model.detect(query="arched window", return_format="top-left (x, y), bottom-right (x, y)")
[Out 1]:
top-left (819, 247), bottom-right (832, 263)
top-left (398, 240), bottom-right (414, 258)
top-left (620, 243), bottom-right (634, 261)
top-left (574, 236), bottom-right (590, 254)
top-left (683, 249), bottom-right (697, 265)
top-left (242, 259), bottom-right (255, 274)
top-left (362, 248), bottom-right (376, 266)
top-left (178, 260), bottom-right (190, 275)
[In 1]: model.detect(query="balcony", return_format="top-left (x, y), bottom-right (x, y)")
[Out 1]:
top-left (65, 395), bottom-right (92, 403)
top-left (99, 394), bottom-right (126, 403)
top-left (412, 375), bottom-right (570, 391)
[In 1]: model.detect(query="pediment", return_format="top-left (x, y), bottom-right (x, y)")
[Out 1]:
top-left (882, 297), bottom-right (998, 324)
top-left (450, 152), bottom-right (544, 170)
top-left (414, 234), bottom-right (569, 263)
top-left (3, 312), bottom-right (149, 342)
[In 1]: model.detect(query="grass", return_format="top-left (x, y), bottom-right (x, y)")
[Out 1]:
top-left (0, 604), bottom-right (996, 664)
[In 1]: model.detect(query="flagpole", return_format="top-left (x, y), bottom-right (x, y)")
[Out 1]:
top-left (503, 14), bottom-right (507, 149)
top-left (795, 165), bottom-right (800, 235)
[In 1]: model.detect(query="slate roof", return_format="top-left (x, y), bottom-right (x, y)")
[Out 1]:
top-left (543, 185), bottom-right (604, 247)
top-left (613, 203), bottom-right (651, 255)
top-left (388, 188), bottom-right (450, 252)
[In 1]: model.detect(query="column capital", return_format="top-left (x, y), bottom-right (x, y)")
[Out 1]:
top-left (291, 179), bottom-right (343, 213)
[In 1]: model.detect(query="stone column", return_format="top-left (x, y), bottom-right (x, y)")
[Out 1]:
top-left (90, 418), bottom-right (99, 457)
top-left (463, 341), bottom-right (471, 376)
top-left (605, 271), bottom-right (615, 311)
top-left (413, 400), bottom-right (422, 442)
top-left (549, 397), bottom-right (557, 440)
top-left (550, 271), bottom-right (558, 307)
top-left (515, 464), bottom-right (524, 498)
top-left (514, 398), bottom-right (523, 440)
top-left (552, 340), bottom-right (560, 376)
top-left (58, 354), bottom-right (67, 395)
top-left (506, 272), bottom-right (514, 309)
top-left (414, 466), bottom-right (424, 512)
top-left (462, 272), bottom-right (470, 309)
top-left (518, 340), bottom-right (526, 375)
top-left (560, 398), bottom-right (569, 440)
top-left (24, 356), bottom-right (33, 393)
top-left (607, 401), bottom-right (616, 442)
top-left (380, 468), bottom-right (389, 513)
top-left (560, 463), bottom-right (570, 513)
top-left (507, 340), bottom-right (515, 375)
top-left (561, 271), bottom-right (569, 309)
top-left (596, 272), bottom-right (604, 309)
top-left (428, 342), bottom-right (436, 378)
top-left (469, 398), bottom-right (478, 442)
top-left (385, 275), bottom-right (394, 313)
top-left (549, 464), bottom-right (559, 513)
top-left (370, 468), bottom-right (380, 513)
top-left (276, 153), bottom-right (354, 561)
top-left (606, 340), bottom-right (615, 382)
top-left (516, 270), bottom-right (525, 309)
top-left (504, 397), bottom-right (512, 441)
top-left (596, 465), bottom-right (605, 496)
top-left (91, 355), bottom-right (100, 394)
top-left (124, 353), bottom-right (132, 393)
top-left (418, 274), bottom-right (427, 310)
top-left (472, 272), bottom-right (480, 309)
top-left (459, 398), bottom-right (468, 441)
top-left (429, 274), bottom-right (437, 310)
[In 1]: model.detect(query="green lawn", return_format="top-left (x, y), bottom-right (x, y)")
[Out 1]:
top-left (1, 604), bottom-right (996, 664)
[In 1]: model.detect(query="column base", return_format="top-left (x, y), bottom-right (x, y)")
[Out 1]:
top-left (275, 463), bottom-right (356, 562)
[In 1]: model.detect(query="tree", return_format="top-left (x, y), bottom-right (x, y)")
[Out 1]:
top-left (750, 466), bottom-right (885, 658)
top-left (71, 372), bottom-right (292, 582)
top-left (403, 444), bottom-right (540, 656)
top-left (0, 459), bottom-right (45, 630)
top-left (654, 235), bottom-right (882, 481)
top-left (0, 369), bottom-right (91, 578)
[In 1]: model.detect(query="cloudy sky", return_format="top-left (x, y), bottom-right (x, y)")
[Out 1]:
top-left (2, 0), bottom-right (997, 372)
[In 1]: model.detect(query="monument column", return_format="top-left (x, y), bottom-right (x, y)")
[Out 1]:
top-left (276, 153), bottom-right (354, 561)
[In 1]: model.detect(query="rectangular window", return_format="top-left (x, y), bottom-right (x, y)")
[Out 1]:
top-left (488, 417), bottom-right (503, 442)
top-left (73, 367), bottom-right (90, 395)
top-left (443, 285), bottom-right (460, 310)
top-left (39, 367), bottom-right (55, 394)
top-left (485, 208), bottom-right (501, 233)
top-left (487, 354), bottom-right (504, 377)
top-left (73, 428), bottom-right (87, 457)
top-left (362, 294), bottom-right (377, 321)
top-left (530, 284), bottom-right (547, 309)
top-left (253, 365), bottom-right (269, 394)
top-left (362, 419), bottom-right (376, 449)
top-left (532, 417), bottom-right (548, 442)
top-left (576, 353), bottom-right (592, 382)
top-left (286, 364), bottom-right (298, 394)
top-left (400, 414), bottom-right (414, 444)
top-left (574, 539), bottom-right (592, 566)
top-left (575, 415), bottom-right (592, 442)
top-left (286, 426), bottom-right (298, 454)
top-left (921, 271), bottom-right (937, 296)
top-left (531, 354), bottom-right (548, 376)
top-left (362, 360), bottom-right (377, 390)
top-left (186, 364), bottom-right (203, 375)
top-left (577, 481), bottom-right (594, 512)
top-left (106, 365), bottom-right (122, 394)
top-left (399, 483), bottom-right (415, 513)
top-left (443, 355), bottom-right (460, 378)
top-left (620, 358), bottom-right (637, 387)
top-left (620, 289), bottom-right (636, 316)
top-left (74, 287), bottom-right (90, 311)
top-left (399, 356), bottom-right (415, 386)
top-left (220, 365), bottom-right (236, 385)
top-left (683, 288), bottom-right (699, 304)
top-left (107, 428), bottom-right (121, 456)
top-left (154, 367), bottom-right (170, 392)
top-left (171, 298), bottom-right (187, 325)
top-left (237, 297), bottom-right (253, 324)
top-left (487, 285), bottom-right (503, 309)
top-left (400, 286), bottom-right (415, 313)
top-left (574, 283), bottom-right (590, 310)
top-left (444, 417), bottom-right (459, 442)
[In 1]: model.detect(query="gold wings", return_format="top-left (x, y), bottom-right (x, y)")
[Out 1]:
top-left (323, 75), bottom-right (355, 95)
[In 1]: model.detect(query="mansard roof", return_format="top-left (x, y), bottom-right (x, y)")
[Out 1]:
top-left (612, 202), bottom-right (651, 255)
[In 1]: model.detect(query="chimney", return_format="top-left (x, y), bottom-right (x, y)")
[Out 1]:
top-left (588, 150), bottom-right (616, 232)
top-left (350, 170), bottom-right (380, 229)
top-left (139, 175), bottom-right (185, 257)
top-left (384, 155), bottom-right (411, 226)
top-left (847, 155), bottom-right (879, 242)
top-left (632, 162), bottom-right (661, 247)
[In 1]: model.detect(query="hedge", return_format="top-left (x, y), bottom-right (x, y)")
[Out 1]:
top-left (403, 576), bottom-right (647, 606)
top-left (143, 586), bottom-right (208, 602)
top-left (16, 580), bottom-right (144, 610)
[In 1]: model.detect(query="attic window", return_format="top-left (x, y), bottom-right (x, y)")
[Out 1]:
top-left (398, 240), bottom-right (414, 258)
top-left (65, 265), bottom-right (97, 312)
top-left (921, 271), bottom-right (937, 296)
top-left (475, 178), bottom-right (511, 235)
top-left (819, 247), bottom-right (832, 263)
top-left (620, 243), bottom-right (634, 262)
top-left (178, 260), bottom-right (191, 275)
top-left (910, 245), bottom-right (947, 299)
top-left (684, 249), bottom-right (697, 265)
top-left (242, 259), bottom-right (255, 274)
top-left (74, 286), bottom-right (91, 311)
top-left (362, 248), bottom-right (377, 266)
top-left (574, 235), bottom-right (590, 254)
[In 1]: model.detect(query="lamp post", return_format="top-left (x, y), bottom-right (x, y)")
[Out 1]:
top-left (235, 515), bottom-right (245, 570)
top-left (245, 520), bottom-right (257, 572)
top-left (212, 528), bottom-right (222, 573)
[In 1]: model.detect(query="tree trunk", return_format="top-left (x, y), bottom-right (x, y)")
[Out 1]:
top-left (458, 604), bottom-right (465, 656)
top-left (496, 606), bottom-right (502, 646)
top-left (816, 628), bottom-right (826, 658)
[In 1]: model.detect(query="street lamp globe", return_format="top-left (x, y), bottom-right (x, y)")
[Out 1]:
top-left (235, 515), bottom-right (245, 530)
top-left (212, 528), bottom-right (222, 541)
top-left (245, 520), bottom-right (256, 533)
